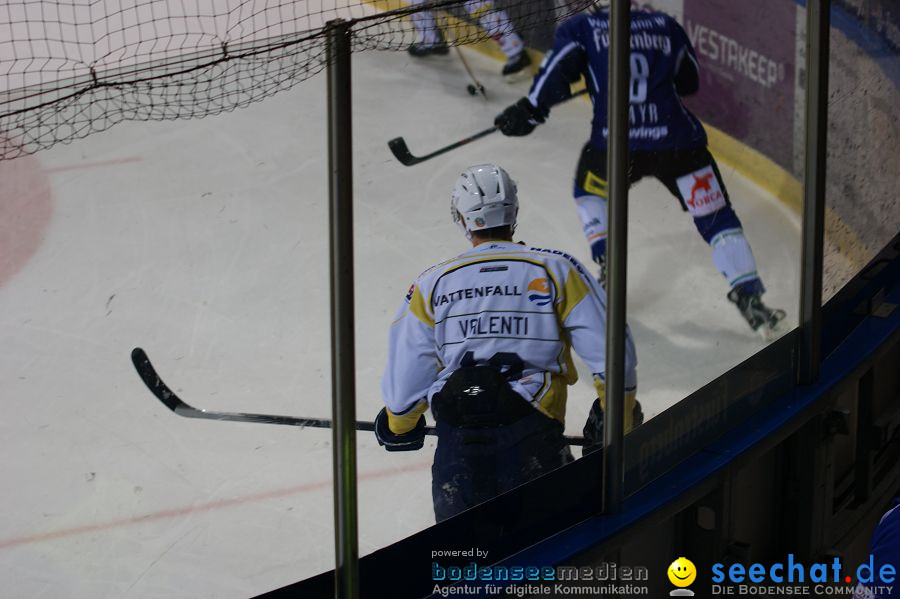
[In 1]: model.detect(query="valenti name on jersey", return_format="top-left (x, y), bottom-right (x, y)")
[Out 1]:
top-left (381, 241), bottom-right (637, 426)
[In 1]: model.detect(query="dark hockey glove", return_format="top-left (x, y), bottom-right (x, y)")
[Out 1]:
top-left (590, 239), bottom-right (606, 265)
top-left (374, 407), bottom-right (426, 452)
top-left (582, 398), bottom-right (604, 455)
top-left (582, 395), bottom-right (644, 456)
top-left (494, 97), bottom-right (546, 137)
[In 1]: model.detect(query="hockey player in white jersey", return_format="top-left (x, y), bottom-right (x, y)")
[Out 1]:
top-left (405, 0), bottom-right (532, 80)
top-left (375, 164), bottom-right (640, 522)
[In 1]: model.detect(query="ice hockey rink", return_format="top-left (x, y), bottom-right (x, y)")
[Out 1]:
top-left (0, 46), bottom-right (801, 597)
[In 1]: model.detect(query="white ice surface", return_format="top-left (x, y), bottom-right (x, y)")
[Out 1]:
top-left (0, 47), bottom-right (800, 598)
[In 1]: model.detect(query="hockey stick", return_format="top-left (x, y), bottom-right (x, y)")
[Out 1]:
top-left (131, 347), bottom-right (587, 445)
top-left (132, 347), bottom-right (389, 433)
top-left (388, 126), bottom-right (497, 166)
top-left (388, 88), bottom-right (589, 166)
top-left (455, 47), bottom-right (487, 98)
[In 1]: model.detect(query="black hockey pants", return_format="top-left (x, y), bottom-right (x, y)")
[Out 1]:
top-left (430, 366), bottom-right (573, 522)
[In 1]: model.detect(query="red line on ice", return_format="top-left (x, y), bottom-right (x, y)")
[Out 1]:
top-left (0, 461), bottom-right (431, 550)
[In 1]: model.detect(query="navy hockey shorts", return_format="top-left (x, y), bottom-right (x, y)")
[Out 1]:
top-left (574, 142), bottom-right (744, 243)
top-left (431, 409), bottom-right (574, 522)
top-left (574, 143), bottom-right (732, 209)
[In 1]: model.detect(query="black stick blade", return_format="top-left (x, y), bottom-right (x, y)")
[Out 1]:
top-left (132, 346), bottom-right (186, 412)
top-left (387, 126), bottom-right (497, 167)
top-left (130, 348), bottom-right (381, 431)
top-left (387, 137), bottom-right (419, 166)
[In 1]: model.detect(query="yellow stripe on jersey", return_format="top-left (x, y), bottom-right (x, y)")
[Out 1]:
top-left (556, 268), bottom-right (591, 323)
top-left (583, 171), bottom-right (609, 198)
top-left (561, 339), bottom-right (577, 385)
top-left (534, 371), bottom-right (551, 402)
top-left (594, 376), bottom-right (638, 432)
top-left (535, 334), bottom-right (578, 424)
top-left (535, 373), bottom-right (569, 424)
top-left (387, 401), bottom-right (428, 434)
top-left (408, 285), bottom-right (435, 328)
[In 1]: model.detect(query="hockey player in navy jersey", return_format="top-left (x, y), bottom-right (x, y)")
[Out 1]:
top-left (375, 164), bottom-right (640, 522)
top-left (493, 6), bottom-right (786, 338)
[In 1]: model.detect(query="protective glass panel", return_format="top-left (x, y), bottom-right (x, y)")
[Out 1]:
top-left (9, 0), bottom-right (892, 595)
top-left (593, 0), bottom-right (803, 491)
top-left (0, 92), bottom-right (335, 594)
top-left (0, 3), bottom-right (339, 593)
top-left (363, 0), bottom-right (806, 567)
top-left (823, 0), bottom-right (900, 300)
top-left (356, 0), bottom-right (599, 561)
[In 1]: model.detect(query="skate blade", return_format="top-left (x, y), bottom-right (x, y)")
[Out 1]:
top-left (758, 317), bottom-right (789, 343)
top-left (503, 70), bottom-right (532, 84)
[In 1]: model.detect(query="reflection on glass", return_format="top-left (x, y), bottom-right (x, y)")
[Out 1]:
top-left (823, 0), bottom-right (900, 299)
top-left (613, 0), bottom-right (805, 487)
top-left (370, 0), bottom-right (813, 529)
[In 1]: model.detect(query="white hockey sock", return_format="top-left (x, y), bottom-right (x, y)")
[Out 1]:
top-left (710, 228), bottom-right (760, 288)
top-left (408, 1), bottom-right (441, 45)
top-left (574, 194), bottom-right (608, 248)
top-left (466, 0), bottom-right (524, 58)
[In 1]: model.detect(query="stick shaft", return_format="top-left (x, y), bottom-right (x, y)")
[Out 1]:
top-left (131, 348), bottom-right (587, 445)
top-left (388, 88), bottom-right (589, 166)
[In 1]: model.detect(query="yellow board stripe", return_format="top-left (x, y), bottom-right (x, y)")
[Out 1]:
top-left (705, 124), bottom-right (869, 270)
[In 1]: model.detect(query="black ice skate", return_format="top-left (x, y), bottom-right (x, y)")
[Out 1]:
top-left (408, 40), bottom-right (449, 57)
top-left (727, 287), bottom-right (787, 341)
top-left (502, 51), bottom-right (532, 82)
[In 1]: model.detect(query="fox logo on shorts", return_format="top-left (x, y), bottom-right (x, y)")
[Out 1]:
top-left (676, 167), bottom-right (726, 217)
top-left (688, 173), bottom-right (713, 206)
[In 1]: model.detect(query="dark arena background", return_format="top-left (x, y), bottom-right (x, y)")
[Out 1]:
top-left (0, 0), bottom-right (897, 597)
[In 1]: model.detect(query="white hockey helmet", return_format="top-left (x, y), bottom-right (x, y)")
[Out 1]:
top-left (450, 164), bottom-right (518, 236)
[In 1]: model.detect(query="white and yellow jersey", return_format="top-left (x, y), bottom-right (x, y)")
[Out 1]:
top-left (381, 241), bottom-right (637, 428)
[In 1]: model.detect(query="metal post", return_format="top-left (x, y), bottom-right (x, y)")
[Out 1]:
top-left (798, 0), bottom-right (829, 385)
top-left (603, 0), bottom-right (630, 515)
top-left (326, 19), bottom-right (359, 599)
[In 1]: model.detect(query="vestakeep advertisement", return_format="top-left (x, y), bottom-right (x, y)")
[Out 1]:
top-left (681, 0), bottom-right (797, 171)
top-left (634, 0), bottom-right (799, 172)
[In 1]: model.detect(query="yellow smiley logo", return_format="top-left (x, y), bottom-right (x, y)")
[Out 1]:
top-left (668, 557), bottom-right (696, 587)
